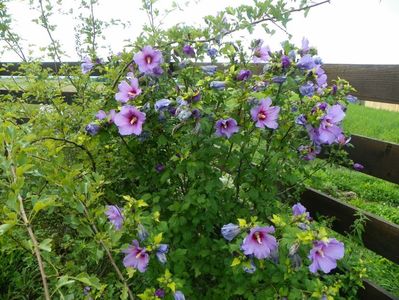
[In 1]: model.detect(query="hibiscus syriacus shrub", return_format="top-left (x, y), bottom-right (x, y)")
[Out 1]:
top-left (0, 0), bottom-right (365, 299)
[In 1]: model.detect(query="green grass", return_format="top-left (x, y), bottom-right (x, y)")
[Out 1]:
top-left (343, 104), bottom-right (399, 144)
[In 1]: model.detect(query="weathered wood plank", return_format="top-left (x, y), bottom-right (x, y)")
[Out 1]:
top-left (359, 279), bottom-right (399, 300)
top-left (0, 62), bottom-right (102, 76)
top-left (347, 134), bottom-right (399, 185)
top-left (0, 89), bottom-right (75, 104)
top-left (323, 64), bottom-right (399, 104)
top-left (300, 188), bottom-right (399, 264)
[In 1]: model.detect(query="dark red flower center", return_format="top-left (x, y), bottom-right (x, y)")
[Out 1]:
top-left (222, 121), bottom-right (228, 129)
top-left (258, 112), bottom-right (267, 120)
top-left (252, 231), bottom-right (264, 244)
top-left (128, 89), bottom-right (137, 97)
top-left (145, 55), bottom-right (153, 64)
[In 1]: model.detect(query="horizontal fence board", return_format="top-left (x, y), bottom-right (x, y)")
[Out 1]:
top-left (0, 89), bottom-right (75, 104)
top-left (323, 64), bottom-right (399, 104)
top-left (347, 134), bottom-right (399, 185)
top-left (301, 188), bottom-right (399, 264)
top-left (0, 62), bottom-right (103, 76)
top-left (359, 279), bottom-right (399, 300)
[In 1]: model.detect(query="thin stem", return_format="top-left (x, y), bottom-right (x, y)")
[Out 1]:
top-left (89, 0), bottom-right (96, 55)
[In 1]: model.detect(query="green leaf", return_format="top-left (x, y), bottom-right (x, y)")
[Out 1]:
top-left (39, 238), bottom-right (52, 252)
top-left (0, 223), bottom-right (14, 235)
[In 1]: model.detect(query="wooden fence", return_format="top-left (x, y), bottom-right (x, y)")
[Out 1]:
top-left (0, 62), bottom-right (398, 300)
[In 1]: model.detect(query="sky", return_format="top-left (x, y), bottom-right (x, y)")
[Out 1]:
top-left (2, 0), bottom-right (399, 64)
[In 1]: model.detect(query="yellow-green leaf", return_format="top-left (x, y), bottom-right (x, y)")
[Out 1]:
top-left (231, 257), bottom-right (241, 267)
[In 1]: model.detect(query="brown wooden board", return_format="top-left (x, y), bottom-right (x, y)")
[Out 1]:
top-left (0, 89), bottom-right (75, 104)
top-left (0, 62), bottom-right (102, 76)
top-left (359, 280), bottom-right (399, 300)
top-left (300, 188), bottom-right (399, 264)
top-left (323, 64), bottom-right (399, 104)
top-left (347, 134), bottom-right (399, 185)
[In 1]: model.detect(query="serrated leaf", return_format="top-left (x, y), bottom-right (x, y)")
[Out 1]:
top-left (231, 257), bottom-right (241, 267)
top-left (153, 232), bottom-right (163, 244)
top-left (237, 218), bottom-right (247, 228)
top-left (167, 282), bottom-right (176, 293)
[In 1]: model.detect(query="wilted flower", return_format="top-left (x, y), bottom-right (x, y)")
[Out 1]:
top-left (201, 65), bottom-right (218, 76)
top-left (243, 259), bottom-right (256, 273)
top-left (295, 114), bottom-right (307, 126)
top-left (308, 238), bottom-right (345, 273)
top-left (215, 118), bottom-right (239, 138)
top-left (272, 76), bottom-right (286, 84)
top-left (337, 134), bottom-right (351, 146)
top-left (241, 226), bottom-right (278, 259)
top-left (155, 99), bottom-right (171, 112)
top-left (177, 109), bottom-right (192, 121)
top-left (114, 105), bottom-right (146, 136)
top-left (174, 291), bottom-right (185, 300)
top-left (83, 286), bottom-right (91, 295)
top-left (237, 69), bottom-right (252, 81)
top-left (318, 104), bottom-right (345, 144)
top-left (182, 45), bottom-right (195, 57)
top-left (115, 78), bottom-right (142, 103)
top-left (137, 224), bottom-right (149, 241)
top-left (298, 145), bottom-right (321, 161)
top-left (155, 163), bottom-right (165, 173)
top-left (207, 47), bottom-right (218, 58)
top-left (299, 82), bottom-right (315, 97)
top-left (353, 163), bottom-right (364, 171)
top-left (105, 205), bottom-right (123, 230)
top-left (156, 244), bottom-right (169, 264)
top-left (85, 123), bottom-right (100, 136)
top-left (281, 55), bottom-right (291, 68)
top-left (122, 240), bottom-right (149, 273)
top-left (221, 223), bottom-right (241, 241)
top-left (250, 98), bottom-right (280, 129)
top-left (210, 81), bottom-right (226, 90)
top-left (290, 253), bottom-right (302, 269)
top-left (299, 37), bottom-right (310, 55)
top-left (346, 95), bottom-right (358, 103)
top-left (191, 109), bottom-right (201, 119)
top-left (134, 45), bottom-right (163, 75)
top-left (81, 56), bottom-right (94, 74)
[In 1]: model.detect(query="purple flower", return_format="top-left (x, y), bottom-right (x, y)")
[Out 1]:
top-left (210, 81), bottom-right (226, 90)
top-left (316, 66), bottom-right (328, 89)
top-left (297, 54), bottom-right (316, 70)
top-left (115, 78), bottom-right (142, 103)
top-left (281, 55), bottom-right (291, 68)
top-left (191, 91), bottom-right (201, 103)
top-left (156, 244), bottom-right (168, 264)
top-left (299, 37), bottom-right (310, 55)
top-left (337, 134), bottom-right (351, 146)
top-left (308, 238), bottom-right (345, 273)
top-left (221, 223), bottom-right (241, 241)
top-left (191, 109), bottom-right (201, 119)
top-left (292, 203), bottom-right (311, 220)
top-left (83, 286), bottom-right (91, 295)
top-left (207, 47), bottom-right (218, 58)
top-left (215, 118), bottom-right (239, 138)
top-left (318, 104), bottom-right (345, 144)
top-left (108, 109), bottom-right (116, 124)
top-left (155, 289), bottom-right (165, 298)
top-left (201, 65), bottom-right (218, 76)
top-left (81, 56), bottom-right (94, 74)
top-left (353, 163), bottom-right (364, 171)
top-left (134, 46), bottom-right (163, 75)
top-left (331, 85), bottom-right (338, 95)
top-left (85, 123), bottom-right (100, 136)
top-left (137, 224), bottom-right (149, 241)
top-left (250, 98), bottom-right (280, 129)
top-left (183, 45), bottom-right (195, 57)
top-left (295, 114), bottom-right (307, 126)
top-left (155, 163), bottom-right (165, 173)
top-left (253, 44), bottom-right (270, 63)
top-left (114, 105), bottom-right (146, 136)
top-left (122, 240), bottom-right (150, 273)
top-left (96, 110), bottom-right (107, 120)
top-left (241, 226), bottom-right (278, 259)
top-left (174, 291), bottom-right (185, 300)
top-left (155, 99), bottom-right (171, 112)
top-left (299, 82), bottom-right (315, 97)
top-left (237, 70), bottom-right (252, 81)
top-left (298, 145), bottom-right (321, 161)
top-left (105, 205), bottom-right (123, 230)
top-left (272, 76), bottom-right (286, 84)
top-left (346, 95), bottom-right (358, 103)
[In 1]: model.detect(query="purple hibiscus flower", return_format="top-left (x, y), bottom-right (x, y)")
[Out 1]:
top-left (155, 289), bottom-right (165, 298)
top-left (337, 134), bottom-right (351, 146)
top-left (105, 205), bottom-right (123, 230)
top-left (253, 43), bottom-right (270, 63)
top-left (156, 244), bottom-right (169, 264)
top-left (237, 69), bottom-right (252, 81)
top-left (134, 45), bottom-right (163, 75)
top-left (215, 118), bottom-right (239, 138)
top-left (241, 226), bottom-right (278, 259)
top-left (81, 56), bottom-right (94, 74)
top-left (114, 105), bottom-right (146, 136)
top-left (154, 99), bottom-right (171, 112)
top-left (221, 223), bottom-right (241, 241)
top-left (292, 202), bottom-right (311, 219)
top-left (183, 44), bottom-right (195, 57)
top-left (250, 98), bottom-right (280, 129)
top-left (318, 104), bottom-right (345, 144)
top-left (316, 66), bottom-right (328, 90)
top-left (122, 240), bottom-right (149, 273)
top-left (297, 54), bottom-right (316, 70)
top-left (308, 238), bottom-right (345, 273)
top-left (115, 78), bottom-right (142, 103)
top-left (299, 37), bottom-right (310, 55)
